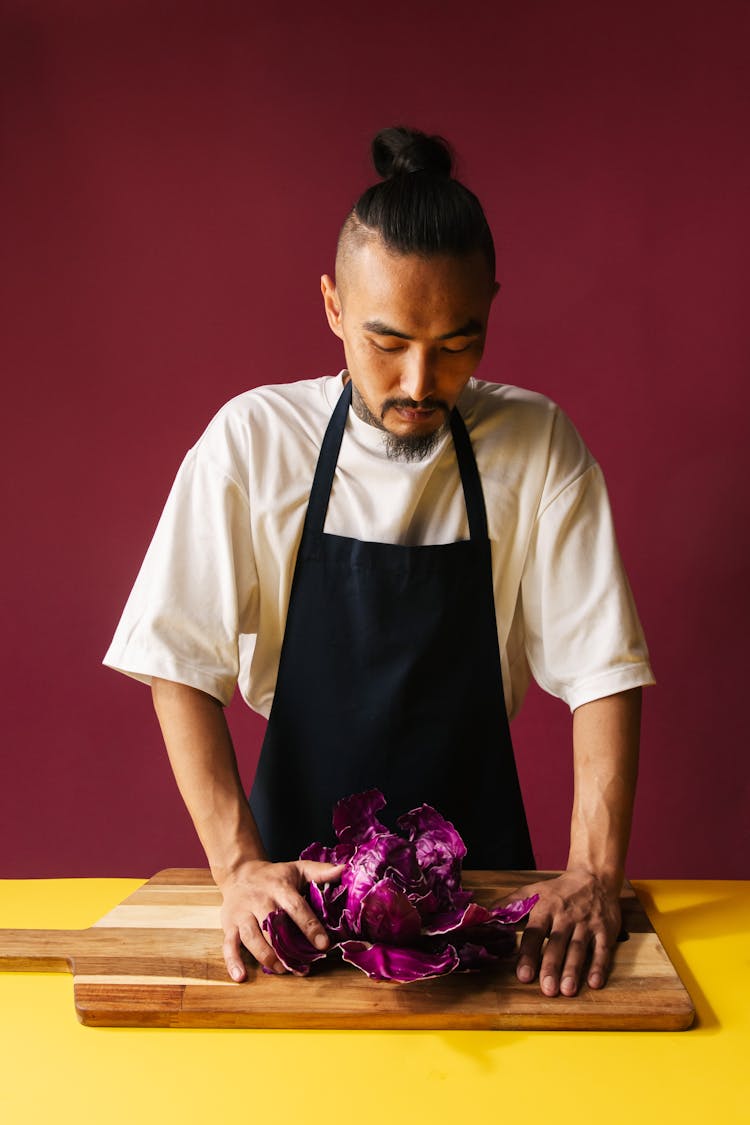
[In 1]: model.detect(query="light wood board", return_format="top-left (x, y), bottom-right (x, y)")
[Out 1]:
top-left (0, 869), bottom-right (694, 1029)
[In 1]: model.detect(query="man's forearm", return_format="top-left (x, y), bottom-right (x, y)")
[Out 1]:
top-left (150, 677), bottom-right (267, 882)
top-left (150, 678), bottom-right (344, 980)
top-left (567, 687), bottom-right (642, 888)
top-left (514, 686), bottom-right (643, 995)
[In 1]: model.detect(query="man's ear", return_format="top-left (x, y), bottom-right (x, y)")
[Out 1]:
top-left (321, 275), bottom-right (344, 339)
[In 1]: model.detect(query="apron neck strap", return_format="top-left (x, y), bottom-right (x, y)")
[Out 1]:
top-left (304, 379), bottom-right (489, 541)
top-left (450, 404), bottom-right (489, 540)
top-left (302, 380), bottom-right (352, 539)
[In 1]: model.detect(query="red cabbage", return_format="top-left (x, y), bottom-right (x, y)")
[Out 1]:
top-left (359, 879), bottom-right (422, 945)
top-left (263, 789), bottom-right (537, 983)
top-left (261, 910), bottom-right (327, 975)
top-left (339, 940), bottom-right (460, 982)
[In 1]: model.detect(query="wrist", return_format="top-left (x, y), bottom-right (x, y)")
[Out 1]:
top-left (563, 861), bottom-right (623, 897)
top-left (212, 854), bottom-right (270, 887)
top-left (210, 841), bottom-right (270, 891)
top-left (199, 809), bottom-right (269, 886)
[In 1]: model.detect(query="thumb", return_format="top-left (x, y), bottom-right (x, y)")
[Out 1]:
top-left (298, 860), bottom-right (347, 885)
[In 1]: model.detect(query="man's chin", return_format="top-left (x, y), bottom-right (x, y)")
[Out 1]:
top-left (381, 419), bottom-right (448, 462)
top-left (349, 383), bottom-right (448, 461)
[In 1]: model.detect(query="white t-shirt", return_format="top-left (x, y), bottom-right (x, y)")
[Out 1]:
top-left (103, 372), bottom-right (654, 718)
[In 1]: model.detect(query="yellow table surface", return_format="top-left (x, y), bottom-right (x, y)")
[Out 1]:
top-left (1, 878), bottom-right (748, 1125)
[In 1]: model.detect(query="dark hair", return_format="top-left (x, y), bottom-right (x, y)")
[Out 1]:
top-left (346, 126), bottom-right (496, 277)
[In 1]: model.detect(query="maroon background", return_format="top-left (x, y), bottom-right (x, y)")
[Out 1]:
top-left (2, 1), bottom-right (748, 878)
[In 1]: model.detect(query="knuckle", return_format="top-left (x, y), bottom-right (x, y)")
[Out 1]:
top-left (518, 937), bottom-right (540, 959)
top-left (222, 935), bottom-right (239, 956)
top-left (520, 924), bottom-right (546, 944)
top-left (299, 913), bottom-right (321, 935)
top-left (239, 932), bottom-right (275, 967)
top-left (237, 924), bottom-right (261, 951)
top-left (592, 944), bottom-right (613, 965)
top-left (540, 951), bottom-right (562, 974)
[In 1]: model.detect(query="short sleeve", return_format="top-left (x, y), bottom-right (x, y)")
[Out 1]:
top-left (102, 444), bottom-right (259, 705)
top-left (520, 412), bottom-right (655, 711)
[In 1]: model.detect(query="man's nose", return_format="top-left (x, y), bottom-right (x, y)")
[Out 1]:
top-left (399, 350), bottom-right (436, 402)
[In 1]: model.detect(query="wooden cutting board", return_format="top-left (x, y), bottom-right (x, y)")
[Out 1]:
top-left (0, 869), bottom-right (694, 1030)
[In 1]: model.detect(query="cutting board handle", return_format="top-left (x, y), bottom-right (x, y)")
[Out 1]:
top-left (0, 929), bottom-right (79, 972)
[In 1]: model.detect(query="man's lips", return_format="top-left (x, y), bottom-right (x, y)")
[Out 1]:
top-left (394, 406), bottom-right (438, 422)
top-left (382, 399), bottom-right (450, 424)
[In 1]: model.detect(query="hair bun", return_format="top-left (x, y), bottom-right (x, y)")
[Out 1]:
top-left (372, 126), bottom-right (453, 179)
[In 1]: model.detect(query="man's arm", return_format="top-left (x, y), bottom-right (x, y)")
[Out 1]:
top-left (150, 678), bottom-right (344, 981)
top-left (512, 686), bottom-right (642, 996)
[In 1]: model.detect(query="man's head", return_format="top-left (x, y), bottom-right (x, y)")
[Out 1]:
top-left (321, 127), bottom-right (499, 461)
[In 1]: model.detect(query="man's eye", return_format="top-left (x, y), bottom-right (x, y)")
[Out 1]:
top-left (442, 343), bottom-right (472, 354)
top-left (372, 342), bottom-right (404, 353)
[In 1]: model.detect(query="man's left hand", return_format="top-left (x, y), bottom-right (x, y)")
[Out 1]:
top-left (505, 869), bottom-right (623, 996)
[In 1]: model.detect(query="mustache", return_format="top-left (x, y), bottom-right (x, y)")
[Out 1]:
top-left (381, 397), bottom-right (450, 419)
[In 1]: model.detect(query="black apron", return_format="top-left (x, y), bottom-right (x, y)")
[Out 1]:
top-left (249, 380), bottom-right (534, 869)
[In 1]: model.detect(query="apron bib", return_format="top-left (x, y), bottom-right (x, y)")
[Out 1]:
top-left (250, 380), bottom-right (534, 869)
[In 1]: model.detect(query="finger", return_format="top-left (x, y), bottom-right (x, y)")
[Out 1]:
top-left (559, 924), bottom-right (592, 997)
top-left (298, 860), bottom-right (347, 885)
top-left (222, 927), bottom-right (248, 983)
top-left (539, 925), bottom-right (574, 997)
top-left (587, 928), bottom-right (614, 990)
top-left (515, 919), bottom-right (549, 983)
top-left (280, 892), bottom-right (332, 951)
top-left (237, 916), bottom-right (286, 974)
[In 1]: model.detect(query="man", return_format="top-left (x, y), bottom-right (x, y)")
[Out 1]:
top-left (104, 126), bottom-right (653, 997)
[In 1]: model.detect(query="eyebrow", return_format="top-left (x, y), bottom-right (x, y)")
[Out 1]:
top-left (361, 318), bottom-right (484, 340)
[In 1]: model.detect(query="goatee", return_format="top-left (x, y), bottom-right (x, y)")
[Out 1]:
top-left (350, 385), bottom-right (449, 462)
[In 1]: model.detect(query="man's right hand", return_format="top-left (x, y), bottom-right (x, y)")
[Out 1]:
top-left (149, 680), bottom-right (346, 982)
top-left (218, 858), bottom-right (346, 981)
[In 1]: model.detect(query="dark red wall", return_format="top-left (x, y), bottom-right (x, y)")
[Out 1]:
top-left (2, 1), bottom-right (748, 878)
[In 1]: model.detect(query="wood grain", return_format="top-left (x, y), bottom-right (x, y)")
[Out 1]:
top-left (0, 869), bottom-right (695, 1030)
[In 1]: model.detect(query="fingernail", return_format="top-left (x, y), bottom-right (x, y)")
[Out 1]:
top-left (517, 964), bottom-right (533, 982)
top-left (542, 975), bottom-right (556, 994)
top-left (313, 933), bottom-right (329, 950)
top-left (230, 966), bottom-right (243, 982)
top-left (562, 976), bottom-right (577, 994)
top-left (589, 972), bottom-right (603, 989)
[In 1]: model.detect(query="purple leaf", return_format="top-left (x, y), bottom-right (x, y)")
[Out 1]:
top-left (339, 940), bottom-right (460, 982)
top-left (262, 910), bottom-right (329, 976)
top-left (299, 841), bottom-right (330, 863)
top-left (489, 894), bottom-right (540, 924)
top-left (422, 901), bottom-right (493, 935)
top-left (395, 804), bottom-right (466, 900)
top-left (341, 832), bottom-right (420, 919)
top-left (359, 879), bottom-right (423, 945)
top-left (332, 789), bottom-right (389, 845)
top-left (308, 879), bottom-right (348, 928)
